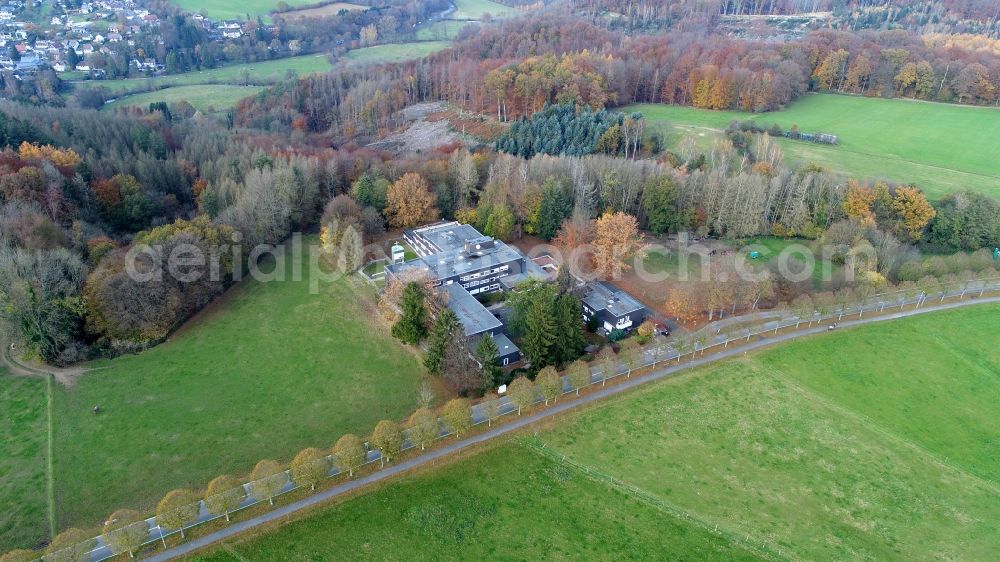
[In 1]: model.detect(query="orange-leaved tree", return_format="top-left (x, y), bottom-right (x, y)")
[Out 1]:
top-left (891, 186), bottom-right (936, 241)
top-left (592, 211), bottom-right (639, 279)
top-left (385, 173), bottom-right (438, 228)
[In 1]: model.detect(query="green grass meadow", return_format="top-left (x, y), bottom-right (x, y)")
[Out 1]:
top-left (193, 304), bottom-right (1000, 561)
top-left (759, 304), bottom-right (1000, 482)
top-left (345, 41), bottom-right (451, 65)
top-left (169, 0), bottom-right (514, 27)
top-left (193, 444), bottom-right (765, 562)
top-left (167, 0), bottom-right (314, 21)
top-left (344, 0), bottom-right (519, 65)
top-left (416, 20), bottom-right (473, 41)
top-left (0, 370), bottom-right (49, 552)
top-left (104, 85), bottom-right (264, 113)
top-left (625, 94), bottom-right (1000, 200)
top-left (450, 0), bottom-right (517, 20)
top-left (76, 55), bottom-right (332, 95)
top-left (50, 242), bottom-right (425, 532)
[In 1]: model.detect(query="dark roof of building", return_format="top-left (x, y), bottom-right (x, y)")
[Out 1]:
top-left (445, 283), bottom-right (502, 336)
top-left (491, 333), bottom-right (520, 358)
top-left (581, 281), bottom-right (646, 318)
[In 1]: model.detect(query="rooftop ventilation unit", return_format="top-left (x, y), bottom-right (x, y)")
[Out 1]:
top-left (464, 237), bottom-right (496, 255)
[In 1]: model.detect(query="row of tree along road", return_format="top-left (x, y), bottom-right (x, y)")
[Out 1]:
top-left (5, 274), bottom-right (1000, 562)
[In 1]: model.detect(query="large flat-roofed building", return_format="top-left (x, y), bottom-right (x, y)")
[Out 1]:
top-left (444, 284), bottom-right (521, 367)
top-left (385, 222), bottom-right (542, 365)
top-left (445, 283), bottom-right (502, 338)
top-left (581, 281), bottom-right (648, 334)
top-left (387, 221), bottom-right (547, 296)
top-left (405, 222), bottom-right (484, 256)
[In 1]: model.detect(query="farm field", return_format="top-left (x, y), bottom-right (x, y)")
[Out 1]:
top-left (758, 304), bottom-right (1000, 482)
top-left (0, 370), bottom-right (49, 552)
top-left (167, 0), bottom-right (314, 20)
top-left (450, 0), bottom-right (518, 20)
top-left (276, 2), bottom-right (367, 20)
top-left (345, 41), bottom-right (451, 64)
top-left (624, 94), bottom-right (1000, 200)
top-left (104, 85), bottom-right (264, 113)
top-left (72, 54), bottom-right (332, 94)
top-left (416, 20), bottom-right (473, 41)
top-left (192, 444), bottom-right (765, 562)
top-left (49, 241), bottom-right (425, 533)
top-left (194, 304), bottom-right (1000, 561)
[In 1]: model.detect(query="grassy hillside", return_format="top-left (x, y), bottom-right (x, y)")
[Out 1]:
top-left (51, 242), bottom-right (425, 530)
top-left (416, 20), bottom-right (473, 41)
top-left (450, 0), bottom-right (517, 19)
top-left (0, 371), bottom-right (49, 552)
top-left (74, 54), bottom-right (332, 94)
top-left (277, 2), bottom-right (367, 19)
top-left (168, 0), bottom-right (314, 20)
top-left (344, 41), bottom-right (451, 65)
top-left (195, 304), bottom-right (1000, 560)
top-left (625, 94), bottom-right (1000, 200)
top-left (541, 305), bottom-right (1000, 560)
top-left (759, 304), bottom-right (1000, 482)
top-left (172, 0), bottom-right (514, 24)
top-left (104, 85), bottom-right (264, 113)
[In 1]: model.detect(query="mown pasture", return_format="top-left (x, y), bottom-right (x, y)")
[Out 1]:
top-left (625, 94), bottom-right (1000, 200)
top-left (48, 243), bottom-right (425, 533)
top-left (192, 304), bottom-right (1000, 561)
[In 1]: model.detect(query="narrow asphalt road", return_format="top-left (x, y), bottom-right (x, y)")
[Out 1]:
top-left (145, 295), bottom-right (1000, 561)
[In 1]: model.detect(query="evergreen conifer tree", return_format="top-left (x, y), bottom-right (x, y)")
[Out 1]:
top-left (556, 265), bottom-right (574, 294)
top-left (641, 175), bottom-right (683, 234)
top-left (424, 308), bottom-right (460, 374)
top-left (475, 334), bottom-right (503, 389)
top-left (553, 294), bottom-right (586, 364)
top-left (536, 179), bottom-right (573, 240)
top-left (522, 296), bottom-right (556, 370)
top-left (392, 282), bottom-right (428, 345)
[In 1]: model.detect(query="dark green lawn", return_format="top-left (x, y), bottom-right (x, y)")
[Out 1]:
top-left (51, 243), bottom-right (424, 530)
top-left (0, 370), bottom-right (49, 552)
